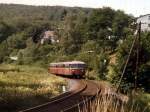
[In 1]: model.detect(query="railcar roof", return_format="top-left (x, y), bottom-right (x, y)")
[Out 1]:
top-left (50, 61), bottom-right (85, 65)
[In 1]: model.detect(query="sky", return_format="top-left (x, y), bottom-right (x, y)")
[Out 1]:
top-left (0, 0), bottom-right (150, 17)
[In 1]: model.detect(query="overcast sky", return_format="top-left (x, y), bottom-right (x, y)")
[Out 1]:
top-left (0, 0), bottom-right (149, 17)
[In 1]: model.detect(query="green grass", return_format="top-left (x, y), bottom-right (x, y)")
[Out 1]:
top-left (0, 64), bottom-right (66, 112)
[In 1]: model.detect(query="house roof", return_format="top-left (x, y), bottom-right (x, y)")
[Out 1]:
top-left (43, 31), bottom-right (55, 39)
top-left (137, 14), bottom-right (150, 19)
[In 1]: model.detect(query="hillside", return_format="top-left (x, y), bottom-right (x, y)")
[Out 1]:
top-left (0, 4), bottom-right (149, 92)
top-left (0, 4), bottom-right (149, 112)
top-left (0, 4), bottom-right (92, 21)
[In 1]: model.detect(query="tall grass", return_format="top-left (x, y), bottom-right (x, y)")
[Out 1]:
top-left (79, 93), bottom-right (150, 112)
top-left (0, 64), bottom-right (66, 112)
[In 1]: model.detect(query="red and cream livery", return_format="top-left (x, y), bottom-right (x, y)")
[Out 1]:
top-left (48, 61), bottom-right (86, 78)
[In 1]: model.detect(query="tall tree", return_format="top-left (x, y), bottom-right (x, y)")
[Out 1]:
top-left (0, 21), bottom-right (12, 43)
top-left (59, 12), bottom-right (86, 54)
top-left (110, 33), bottom-right (150, 92)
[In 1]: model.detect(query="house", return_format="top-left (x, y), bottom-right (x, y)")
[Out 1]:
top-left (10, 56), bottom-right (18, 61)
top-left (41, 31), bottom-right (59, 44)
top-left (137, 14), bottom-right (150, 31)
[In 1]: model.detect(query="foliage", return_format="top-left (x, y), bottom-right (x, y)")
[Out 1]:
top-left (0, 4), bottom-right (149, 111)
top-left (86, 7), bottom-right (132, 51)
top-left (59, 12), bottom-right (87, 54)
top-left (0, 21), bottom-right (13, 43)
top-left (76, 50), bottom-right (109, 80)
top-left (80, 93), bottom-right (150, 112)
top-left (0, 41), bottom-right (11, 63)
top-left (0, 4), bottom-right (138, 82)
top-left (2, 4), bottom-right (149, 90)
top-left (109, 33), bottom-right (150, 92)
top-left (0, 64), bottom-right (65, 112)
top-left (0, 4), bottom-right (132, 65)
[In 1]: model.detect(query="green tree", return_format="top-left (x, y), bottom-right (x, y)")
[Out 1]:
top-left (7, 32), bottom-right (27, 49)
top-left (98, 53), bottom-right (109, 80)
top-left (112, 10), bottom-right (133, 40)
top-left (86, 7), bottom-right (115, 40)
top-left (0, 41), bottom-right (10, 63)
top-left (59, 13), bottom-right (86, 54)
top-left (81, 40), bottom-right (100, 53)
top-left (110, 33), bottom-right (150, 92)
top-left (86, 8), bottom-right (132, 52)
top-left (0, 21), bottom-right (13, 43)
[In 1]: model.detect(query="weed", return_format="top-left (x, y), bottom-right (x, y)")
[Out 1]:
top-left (0, 64), bottom-right (66, 112)
top-left (79, 93), bottom-right (150, 112)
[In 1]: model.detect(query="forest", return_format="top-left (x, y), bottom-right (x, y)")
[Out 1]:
top-left (0, 4), bottom-right (149, 95)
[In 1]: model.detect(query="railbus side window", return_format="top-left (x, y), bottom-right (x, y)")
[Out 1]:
top-left (78, 64), bottom-right (86, 68)
top-left (69, 64), bottom-right (72, 68)
top-left (55, 64), bottom-right (57, 67)
top-left (68, 64), bottom-right (71, 68)
top-left (59, 64), bottom-right (63, 67)
top-left (70, 64), bottom-right (78, 68)
top-left (65, 64), bottom-right (69, 68)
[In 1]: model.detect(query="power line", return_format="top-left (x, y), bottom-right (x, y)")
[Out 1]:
top-left (116, 22), bottom-right (141, 92)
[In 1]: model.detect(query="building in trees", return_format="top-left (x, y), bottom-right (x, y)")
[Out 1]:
top-left (41, 31), bottom-right (59, 44)
top-left (137, 14), bottom-right (150, 31)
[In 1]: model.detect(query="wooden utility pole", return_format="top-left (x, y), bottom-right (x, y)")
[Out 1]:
top-left (134, 22), bottom-right (141, 90)
top-left (116, 22), bottom-right (141, 92)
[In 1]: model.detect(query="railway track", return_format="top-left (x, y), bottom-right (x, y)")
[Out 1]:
top-left (62, 80), bottom-right (100, 112)
top-left (19, 79), bottom-right (100, 112)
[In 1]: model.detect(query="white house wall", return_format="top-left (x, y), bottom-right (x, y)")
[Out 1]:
top-left (137, 15), bottom-right (150, 31)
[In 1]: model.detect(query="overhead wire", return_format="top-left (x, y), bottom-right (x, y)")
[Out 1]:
top-left (116, 23), bottom-right (141, 92)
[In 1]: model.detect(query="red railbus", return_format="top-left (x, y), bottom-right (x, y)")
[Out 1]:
top-left (48, 61), bottom-right (86, 78)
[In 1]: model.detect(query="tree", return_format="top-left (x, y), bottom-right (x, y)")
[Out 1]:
top-left (98, 53), bottom-right (109, 80)
top-left (81, 40), bottom-right (101, 55)
top-left (86, 7), bottom-right (115, 40)
top-left (59, 13), bottom-right (86, 54)
top-left (86, 8), bottom-right (132, 52)
top-left (110, 33), bottom-right (150, 92)
top-left (0, 41), bottom-right (10, 63)
top-left (0, 21), bottom-right (12, 43)
top-left (112, 10), bottom-right (133, 40)
top-left (7, 32), bottom-right (27, 49)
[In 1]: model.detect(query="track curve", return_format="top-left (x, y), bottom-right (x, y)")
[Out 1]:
top-left (62, 80), bottom-right (100, 112)
top-left (19, 79), bottom-right (100, 112)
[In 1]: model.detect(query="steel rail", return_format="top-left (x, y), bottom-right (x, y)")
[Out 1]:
top-left (62, 81), bottom-right (100, 112)
top-left (19, 80), bottom-right (87, 112)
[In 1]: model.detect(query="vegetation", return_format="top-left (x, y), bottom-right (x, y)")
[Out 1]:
top-left (0, 64), bottom-right (65, 112)
top-left (80, 93), bottom-right (150, 112)
top-left (107, 33), bottom-right (150, 92)
top-left (0, 4), bottom-right (149, 111)
top-left (0, 4), bottom-right (132, 79)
